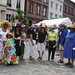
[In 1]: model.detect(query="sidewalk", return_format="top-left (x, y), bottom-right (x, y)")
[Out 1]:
top-left (0, 42), bottom-right (75, 75)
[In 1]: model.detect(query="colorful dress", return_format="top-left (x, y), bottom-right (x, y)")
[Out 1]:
top-left (63, 32), bottom-right (75, 59)
top-left (3, 38), bottom-right (18, 65)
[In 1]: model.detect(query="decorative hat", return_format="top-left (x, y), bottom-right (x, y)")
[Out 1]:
top-left (50, 24), bottom-right (57, 29)
top-left (22, 24), bottom-right (26, 27)
top-left (0, 20), bottom-right (12, 31)
top-left (68, 24), bottom-right (75, 29)
top-left (7, 32), bottom-right (13, 36)
top-left (40, 24), bottom-right (47, 28)
top-left (59, 24), bottom-right (66, 27)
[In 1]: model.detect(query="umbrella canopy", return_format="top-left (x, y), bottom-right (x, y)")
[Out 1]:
top-left (36, 17), bottom-right (72, 27)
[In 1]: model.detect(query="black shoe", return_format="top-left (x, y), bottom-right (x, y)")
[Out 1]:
top-left (58, 60), bottom-right (63, 63)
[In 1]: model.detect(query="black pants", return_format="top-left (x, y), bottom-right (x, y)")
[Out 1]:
top-left (48, 41), bottom-right (56, 60)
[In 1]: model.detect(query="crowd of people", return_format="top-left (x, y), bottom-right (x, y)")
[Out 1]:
top-left (0, 20), bottom-right (75, 68)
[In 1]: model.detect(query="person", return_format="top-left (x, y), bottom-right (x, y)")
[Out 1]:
top-left (27, 25), bottom-right (32, 38)
top-left (19, 25), bottom-right (27, 61)
top-left (12, 23), bottom-right (21, 59)
top-left (0, 21), bottom-right (10, 63)
top-left (3, 32), bottom-right (18, 65)
top-left (47, 25), bottom-right (58, 61)
top-left (29, 26), bottom-right (37, 60)
top-left (37, 24), bottom-right (48, 60)
top-left (58, 24), bottom-right (67, 63)
top-left (63, 24), bottom-right (75, 68)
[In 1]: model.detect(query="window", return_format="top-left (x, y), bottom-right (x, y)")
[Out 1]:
top-left (50, 12), bottom-right (53, 19)
top-left (68, 8), bottom-right (70, 14)
top-left (7, 0), bottom-right (11, 7)
top-left (55, 14), bottom-right (58, 18)
top-left (37, 6), bottom-right (40, 15)
top-left (16, 0), bottom-right (20, 8)
top-left (51, 1), bottom-right (54, 8)
top-left (71, 8), bottom-right (73, 15)
top-left (60, 5), bottom-right (62, 11)
top-left (43, 7), bottom-right (46, 16)
top-left (56, 3), bottom-right (58, 10)
top-left (29, 3), bottom-right (33, 13)
top-left (44, 0), bottom-right (47, 3)
top-left (6, 14), bottom-right (11, 22)
top-left (65, 6), bottom-right (67, 13)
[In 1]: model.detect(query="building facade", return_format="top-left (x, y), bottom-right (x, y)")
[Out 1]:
top-left (48, 0), bottom-right (64, 19)
top-left (0, 0), bottom-right (25, 22)
top-left (25, 0), bottom-right (49, 25)
top-left (63, 0), bottom-right (75, 22)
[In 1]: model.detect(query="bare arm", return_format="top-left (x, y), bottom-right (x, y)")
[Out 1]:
top-left (12, 31), bottom-right (20, 40)
top-left (30, 34), bottom-right (34, 45)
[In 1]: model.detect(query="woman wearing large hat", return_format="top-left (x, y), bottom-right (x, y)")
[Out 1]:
top-left (37, 24), bottom-right (48, 60)
top-left (0, 20), bottom-right (10, 63)
top-left (12, 23), bottom-right (21, 59)
top-left (63, 24), bottom-right (75, 68)
top-left (47, 24), bottom-right (58, 61)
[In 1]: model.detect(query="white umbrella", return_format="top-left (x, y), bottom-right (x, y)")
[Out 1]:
top-left (36, 17), bottom-right (72, 27)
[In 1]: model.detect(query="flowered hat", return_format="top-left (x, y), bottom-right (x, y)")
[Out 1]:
top-left (21, 24), bottom-right (26, 27)
top-left (0, 20), bottom-right (12, 31)
top-left (68, 24), bottom-right (75, 29)
top-left (50, 24), bottom-right (57, 29)
top-left (40, 24), bottom-right (47, 28)
top-left (59, 24), bottom-right (66, 27)
top-left (7, 32), bottom-right (13, 36)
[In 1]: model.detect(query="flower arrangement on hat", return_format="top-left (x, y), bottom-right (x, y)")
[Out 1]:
top-left (0, 20), bottom-right (12, 31)
top-left (50, 24), bottom-right (57, 29)
top-left (40, 24), bottom-right (47, 28)
top-left (7, 32), bottom-right (13, 36)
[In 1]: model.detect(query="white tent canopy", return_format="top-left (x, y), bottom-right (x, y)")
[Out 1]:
top-left (36, 17), bottom-right (72, 27)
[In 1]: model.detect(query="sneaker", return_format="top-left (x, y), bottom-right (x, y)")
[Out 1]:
top-left (70, 64), bottom-right (74, 68)
top-left (65, 63), bottom-right (71, 65)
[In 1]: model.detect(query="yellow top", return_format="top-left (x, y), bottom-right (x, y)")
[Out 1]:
top-left (48, 31), bottom-right (58, 41)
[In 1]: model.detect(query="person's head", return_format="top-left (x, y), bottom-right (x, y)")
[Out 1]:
top-left (29, 26), bottom-right (31, 29)
top-left (21, 27), bottom-right (25, 32)
top-left (60, 24), bottom-right (66, 29)
top-left (51, 28), bottom-right (55, 32)
top-left (2, 23), bottom-right (9, 29)
top-left (69, 28), bottom-right (75, 33)
top-left (6, 32), bottom-right (13, 39)
top-left (68, 25), bottom-right (75, 33)
top-left (15, 26), bottom-right (20, 31)
top-left (41, 27), bottom-right (45, 32)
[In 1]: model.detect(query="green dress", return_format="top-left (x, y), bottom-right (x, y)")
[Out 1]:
top-left (19, 32), bottom-right (26, 59)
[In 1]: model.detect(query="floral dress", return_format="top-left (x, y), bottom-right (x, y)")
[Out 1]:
top-left (3, 38), bottom-right (18, 65)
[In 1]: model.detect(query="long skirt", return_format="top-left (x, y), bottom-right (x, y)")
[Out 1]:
top-left (19, 43), bottom-right (25, 59)
top-left (15, 40), bottom-right (21, 56)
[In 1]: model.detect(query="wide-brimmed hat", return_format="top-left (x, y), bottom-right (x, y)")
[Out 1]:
top-left (50, 24), bottom-right (57, 29)
top-left (59, 24), bottom-right (66, 27)
top-left (68, 24), bottom-right (75, 29)
top-left (1, 20), bottom-right (12, 31)
top-left (40, 24), bottom-right (47, 28)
